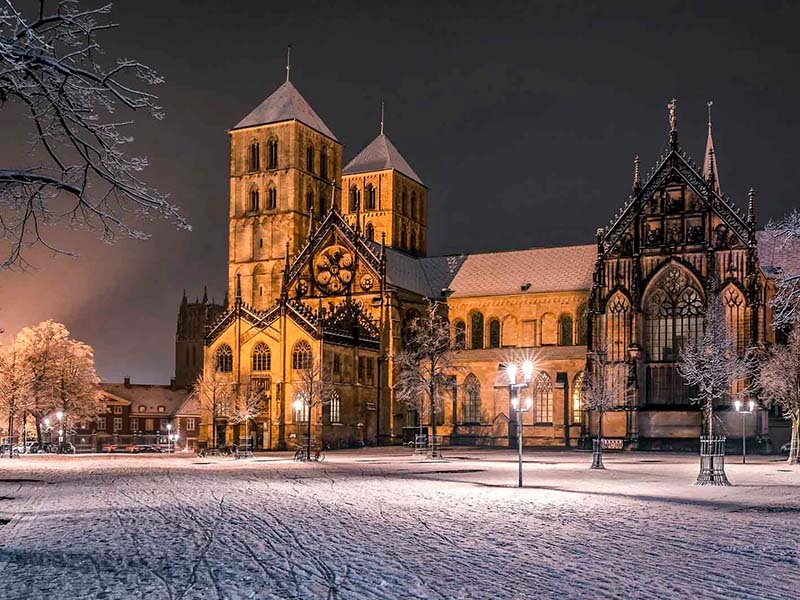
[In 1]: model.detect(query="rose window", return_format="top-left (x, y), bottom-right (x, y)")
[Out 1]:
top-left (314, 245), bottom-right (354, 294)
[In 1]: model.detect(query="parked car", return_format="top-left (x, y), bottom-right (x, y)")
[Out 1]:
top-left (127, 444), bottom-right (162, 453)
top-left (13, 441), bottom-right (38, 454)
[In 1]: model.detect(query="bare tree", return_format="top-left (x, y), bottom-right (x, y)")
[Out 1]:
top-left (292, 359), bottom-right (335, 459)
top-left (191, 369), bottom-right (234, 450)
top-left (230, 377), bottom-right (266, 452)
top-left (0, 0), bottom-right (187, 268)
top-left (0, 344), bottom-right (33, 454)
top-left (679, 292), bottom-right (753, 437)
top-left (394, 300), bottom-right (464, 456)
top-left (582, 344), bottom-right (633, 468)
top-left (760, 328), bottom-right (800, 463)
top-left (766, 210), bottom-right (800, 330)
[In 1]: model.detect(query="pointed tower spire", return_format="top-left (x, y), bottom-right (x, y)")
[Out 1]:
top-left (285, 45), bottom-right (291, 82)
top-left (703, 101), bottom-right (721, 194)
top-left (181, 289), bottom-right (187, 305)
top-left (380, 101), bottom-right (385, 135)
top-left (747, 187), bottom-right (756, 228)
top-left (667, 98), bottom-right (678, 149)
top-left (633, 155), bottom-right (641, 192)
top-left (202, 285), bottom-right (208, 304)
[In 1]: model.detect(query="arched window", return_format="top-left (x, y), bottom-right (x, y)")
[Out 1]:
top-left (604, 293), bottom-right (631, 362)
top-left (252, 343), bottom-right (271, 372)
top-left (366, 185), bottom-right (376, 210)
top-left (453, 320), bottom-right (466, 349)
top-left (410, 191), bottom-right (416, 218)
top-left (306, 144), bottom-right (314, 173)
top-left (722, 285), bottom-right (748, 355)
top-left (558, 314), bottom-right (573, 346)
top-left (470, 312), bottom-right (484, 349)
top-left (248, 142), bottom-right (260, 171)
top-left (401, 189), bottom-right (407, 214)
top-left (533, 372), bottom-right (553, 424)
top-left (572, 372), bottom-right (584, 424)
top-left (214, 344), bottom-right (233, 372)
top-left (306, 190), bottom-right (314, 215)
top-left (267, 186), bottom-right (277, 210)
top-left (541, 313), bottom-right (557, 345)
top-left (350, 186), bottom-right (360, 212)
top-left (329, 391), bottom-right (341, 423)
top-left (365, 223), bottom-right (375, 241)
top-left (249, 187), bottom-right (260, 212)
top-left (320, 147), bottom-right (328, 179)
top-left (576, 303), bottom-right (588, 345)
top-left (462, 374), bottom-right (481, 423)
top-left (292, 340), bottom-right (312, 370)
top-left (488, 319), bottom-right (501, 348)
top-left (644, 266), bottom-right (704, 362)
top-left (267, 138), bottom-right (278, 169)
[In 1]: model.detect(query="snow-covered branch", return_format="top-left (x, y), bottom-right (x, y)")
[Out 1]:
top-left (766, 210), bottom-right (800, 329)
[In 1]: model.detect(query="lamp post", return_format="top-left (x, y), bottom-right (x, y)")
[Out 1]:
top-left (734, 400), bottom-right (755, 464)
top-left (56, 410), bottom-right (64, 453)
top-left (293, 393), bottom-right (311, 461)
top-left (166, 423), bottom-right (172, 453)
top-left (506, 360), bottom-right (535, 488)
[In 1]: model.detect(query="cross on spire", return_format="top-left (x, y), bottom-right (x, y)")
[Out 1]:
top-left (285, 45), bottom-right (291, 82)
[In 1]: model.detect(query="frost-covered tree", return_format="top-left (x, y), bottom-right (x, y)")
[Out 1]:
top-left (679, 292), bottom-right (752, 437)
top-left (582, 344), bottom-right (633, 468)
top-left (766, 210), bottom-right (800, 330)
top-left (191, 369), bottom-right (234, 449)
top-left (760, 328), bottom-right (800, 463)
top-left (51, 338), bottom-right (103, 433)
top-left (230, 377), bottom-right (267, 449)
top-left (0, 0), bottom-right (187, 267)
top-left (0, 344), bottom-right (33, 453)
top-left (394, 301), bottom-right (463, 454)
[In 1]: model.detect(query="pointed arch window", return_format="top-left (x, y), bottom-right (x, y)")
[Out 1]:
top-left (214, 344), bottom-right (233, 373)
top-left (470, 312), bottom-right (484, 349)
top-left (248, 142), bottom-right (260, 171)
top-left (488, 319), bottom-right (501, 349)
top-left (292, 340), bottom-right (312, 370)
top-left (572, 372), bottom-right (584, 424)
top-left (350, 187), bottom-right (360, 212)
top-left (604, 293), bottom-right (631, 362)
top-left (306, 190), bottom-right (314, 215)
top-left (267, 138), bottom-right (278, 169)
top-left (306, 144), bottom-right (314, 173)
top-left (534, 372), bottom-right (553, 424)
top-left (329, 391), bottom-right (341, 423)
top-left (644, 267), bottom-right (704, 362)
top-left (365, 223), bottom-right (375, 241)
top-left (558, 314), bottom-right (573, 346)
top-left (249, 188), bottom-right (260, 212)
top-left (722, 285), bottom-right (748, 355)
top-left (366, 185), bottom-right (376, 210)
top-left (453, 320), bottom-right (466, 349)
top-left (410, 191), bottom-right (417, 218)
top-left (252, 343), bottom-right (271, 372)
top-left (320, 147), bottom-right (328, 180)
top-left (267, 186), bottom-right (277, 210)
top-left (462, 374), bottom-right (481, 424)
top-left (401, 189), bottom-right (407, 215)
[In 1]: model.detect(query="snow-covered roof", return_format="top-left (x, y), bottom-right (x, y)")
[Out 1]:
top-left (101, 383), bottom-right (188, 416)
top-left (343, 133), bottom-right (424, 185)
top-left (756, 229), bottom-right (800, 278)
top-left (233, 81), bottom-right (338, 141)
top-left (175, 393), bottom-right (201, 417)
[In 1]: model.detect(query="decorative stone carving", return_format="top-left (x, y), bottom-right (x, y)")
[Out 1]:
top-left (314, 245), bottom-right (354, 294)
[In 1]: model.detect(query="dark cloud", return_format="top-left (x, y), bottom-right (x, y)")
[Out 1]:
top-left (1, 0), bottom-right (797, 382)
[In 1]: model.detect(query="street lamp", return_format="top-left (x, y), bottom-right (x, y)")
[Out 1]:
top-left (293, 394), bottom-right (311, 461)
top-left (506, 359), bottom-right (535, 487)
top-left (56, 411), bottom-right (64, 453)
top-left (166, 423), bottom-right (172, 454)
top-left (734, 400), bottom-right (756, 464)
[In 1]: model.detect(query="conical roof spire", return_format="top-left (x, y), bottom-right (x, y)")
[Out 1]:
top-left (667, 98), bottom-right (678, 149)
top-left (703, 101), bottom-right (721, 194)
top-left (202, 285), bottom-right (208, 304)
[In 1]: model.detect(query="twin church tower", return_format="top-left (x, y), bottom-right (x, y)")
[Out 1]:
top-left (227, 67), bottom-right (428, 311)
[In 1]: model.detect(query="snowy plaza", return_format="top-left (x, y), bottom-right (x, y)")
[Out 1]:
top-left (0, 448), bottom-right (798, 600)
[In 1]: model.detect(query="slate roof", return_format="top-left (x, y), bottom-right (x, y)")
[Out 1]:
top-left (175, 393), bottom-right (201, 417)
top-left (233, 81), bottom-right (338, 141)
top-left (757, 229), bottom-right (800, 278)
top-left (343, 133), bottom-right (424, 185)
top-left (101, 383), bottom-right (189, 416)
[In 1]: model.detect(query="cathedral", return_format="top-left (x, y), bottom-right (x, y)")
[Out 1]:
top-left (197, 71), bottom-right (791, 452)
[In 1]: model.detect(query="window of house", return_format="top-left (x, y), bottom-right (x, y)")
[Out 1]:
top-left (267, 186), bottom-right (277, 210)
top-left (453, 320), bottom-right (466, 349)
top-left (249, 188), bottom-right (260, 212)
top-left (330, 392), bottom-right (341, 423)
top-left (572, 372), bottom-right (584, 424)
top-left (215, 344), bottom-right (233, 372)
top-left (158, 406), bottom-right (165, 413)
top-left (249, 142), bottom-right (260, 171)
top-left (365, 223), bottom-right (375, 241)
top-left (113, 406), bottom-right (123, 414)
top-left (145, 418), bottom-right (154, 431)
top-left (488, 319), bottom-right (501, 348)
top-left (366, 185), bottom-right (376, 210)
top-left (470, 312), bottom-right (484, 349)
top-left (131, 418), bottom-right (139, 431)
top-left (306, 144), bottom-right (314, 172)
top-left (160, 419), bottom-right (167, 431)
top-left (267, 138), bottom-right (278, 169)
top-left (292, 341), bottom-right (312, 370)
top-left (644, 267), bottom-right (703, 362)
top-left (533, 372), bottom-right (553, 424)
top-left (113, 417), bottom-right (122, 432)
top-left (350, 187), bottom-right (360, 212)
top-left (462, 374), bottom-right (481, 423)
top-left (97, 417), bottom-right (106, 430)
top-left (320, 147), bottom-right (328, 179)
top-left (187, 418), bottom-right (196, 431)
top-left (138, 406), bottom-right (146, 413)
top-left (252, 342), bottom-right (271, 371)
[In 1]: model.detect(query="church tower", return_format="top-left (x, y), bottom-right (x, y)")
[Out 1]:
top-left (228, 62), bottom-right (342, 310)
top-left (341, 109), bottom-right (427, 256)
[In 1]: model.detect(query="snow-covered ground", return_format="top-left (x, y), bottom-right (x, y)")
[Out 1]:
top-left (0, 448), bottom-right (798, 600)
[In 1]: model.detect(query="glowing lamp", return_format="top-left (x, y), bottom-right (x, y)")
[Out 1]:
top-left (506, 363), bottom-right (518, 385)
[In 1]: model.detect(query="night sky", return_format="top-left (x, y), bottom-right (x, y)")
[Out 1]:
top-left (1, 0), bottom-right (798, 384)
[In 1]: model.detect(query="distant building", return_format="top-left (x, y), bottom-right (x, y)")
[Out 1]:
top-left (175, 288), bottom-right (225, 389)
